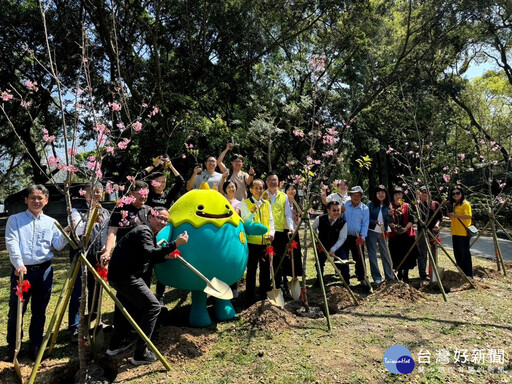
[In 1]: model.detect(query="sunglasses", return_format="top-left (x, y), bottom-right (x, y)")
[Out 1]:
top-left (452, 191), bottom-right (461, 196)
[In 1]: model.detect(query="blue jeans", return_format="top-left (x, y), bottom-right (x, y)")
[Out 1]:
top-left (452, 235), bottom-right (473, 277)
top-left (366, 230), bottom-right (395, 283)
top-left (7, 264), bottom-right (53, 349)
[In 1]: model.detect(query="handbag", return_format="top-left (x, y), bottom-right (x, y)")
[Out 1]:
top-left (457, 218), bottom-right (478, 237)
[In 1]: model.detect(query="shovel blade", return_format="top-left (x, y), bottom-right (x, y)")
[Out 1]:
top-left (287, 278), bottom-right (301, 300)
top-left (13, 358), bottom-right (22, 380)
top-left (267, 289), bottom-right (285, 308)
top-left (204, 277), bottom-right (233, 300)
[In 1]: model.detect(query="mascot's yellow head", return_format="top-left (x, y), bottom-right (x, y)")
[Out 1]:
top-left (168, 182), bottom-right (241, 228)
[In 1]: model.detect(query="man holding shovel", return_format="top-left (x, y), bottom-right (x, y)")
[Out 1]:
top-left (103, 207), bottom-right (188, 365)
top-left (4, 185), bottom-right (69, 362)
top-left (342, 186), bottom-right (370, 289)
top-left (241, 179), bottom-right (275, 305)
top-left (312, 201), bottom-right (348, 286)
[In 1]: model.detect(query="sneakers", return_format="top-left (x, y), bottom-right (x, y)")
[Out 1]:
top-left (130, 348), bottom-right (157, 365)
top-left (106, 339), bottom-right (133, 356)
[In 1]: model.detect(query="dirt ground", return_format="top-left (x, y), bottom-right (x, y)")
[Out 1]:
top-left (1, 258), bottom-right (512, 383)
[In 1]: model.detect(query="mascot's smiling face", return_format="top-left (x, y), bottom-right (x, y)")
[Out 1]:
top-left (168, 182), bottom-right (241, 229)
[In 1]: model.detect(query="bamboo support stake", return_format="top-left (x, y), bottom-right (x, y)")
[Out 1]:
top-left (308, 220), bottom-right (332, 331)
top-left (422, 228), bottom-right (447, 302)
top-left (490, 218), bottom-right (507, 276)
top-left (470, 201), bottom-right (506, 248)
top-left (427, 229), bottom-right (476, 289)
top-left (79, 254), bottom-right (171, 369)
top-left (47, 255), bottom-right (82, 354)
top-left (394, 200), bottom-right (446, 272)
top-left (312, 231), bottom-right (359, 306)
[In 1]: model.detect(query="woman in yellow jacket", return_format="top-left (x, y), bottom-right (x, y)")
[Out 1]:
top-left (447, 186), bottom-right (473, 277)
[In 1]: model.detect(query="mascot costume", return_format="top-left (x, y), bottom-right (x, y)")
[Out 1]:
top-left (156, 183), bottom-right (267, 327)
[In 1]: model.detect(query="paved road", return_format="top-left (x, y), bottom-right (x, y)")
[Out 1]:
top-left (438, 231), bottom-right (512, 261)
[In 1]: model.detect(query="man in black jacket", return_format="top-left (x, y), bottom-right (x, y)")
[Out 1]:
top-left (312, 201), bottom-right (348, 285)
top-left (105, 207), bottom-right (188, 365)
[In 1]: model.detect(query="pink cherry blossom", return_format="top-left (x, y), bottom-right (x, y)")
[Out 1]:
top-left (106, 146), bottom-right (115, 154)
top-left (443, 174), bottom-right (451, 183)
top-left (95, 168), bottom-right (103, 179)
top-left (150, 106), bottom-right (159, 116)
top-left (151, 180), bottom-right (162, 188)
top-left (67, 165), bottom-right (79, 173)
top-left (108, 102), bottom-right (122, 111)
top-left (106, 182), bottom-right (115, 195)
top-left (47, 156), bottom-right (60, 167)
top-left (181, 154), bottom-right (187, 159)
top-left (24, 80), bottom-right (38, 91)
top-left (132, 121), bottom-right (142, 132)
top-left (1, 90), bottom-right (14, 101)
top-left (79, 188), bottom-right (87, 196)
top-left (118, 139), bottom-right (130, 150)
top-left (293, 129), bottom-right (305, 138)
top-left (67, 147), bottom-right (78, 157)
top-left (138, 188), bottom-right (149, 197)
top-left (459, 154), bottom-right (465, 161)
top-left (116, 123), bottom-right (125, 130)
top-left (20, 100), bottom-right (31, 108)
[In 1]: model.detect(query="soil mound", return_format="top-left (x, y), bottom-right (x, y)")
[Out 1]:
top-left (372, 280), bottom-right (427, 302)
top-left (305, 285), bottom-right (360, 313)
top-left (157, 326), bottom-right (217, 363)
top-left (420, 270), bottom-right (489, 292)
top-left (473, 265), bottom-right (503, 279)
top-left (240, 300), bottom-right (302, 331)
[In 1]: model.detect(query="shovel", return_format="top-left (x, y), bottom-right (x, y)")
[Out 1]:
top-left (176, 256), bottom-right (233, 299)
top-left (287, 234), bottom-right (301, 300)
top-left (157, 239), bottom-right (233, 300)
top-left (90, 280), bottom-right (105, 356)
top-left (379, 223), bottom-right (399, 280)
top-left (267, 245), bottom-right (285, 308)
top-left (13, 271), bottom-right (24, 381)
top-left (355, 232), bottom-right (373, 293)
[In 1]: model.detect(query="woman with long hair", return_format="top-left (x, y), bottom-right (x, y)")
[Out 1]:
top-left (366, 185), bottom-right (395, 284)
top-left (447, 186), bottom-right (473, 277)
top-left (388, 187), bottom-right (418, 283)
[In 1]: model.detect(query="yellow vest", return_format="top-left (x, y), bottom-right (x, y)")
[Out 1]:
top-left (245, 198), bottom-right (271, 244)
top-left (268, 190), bottom-right (287, 232)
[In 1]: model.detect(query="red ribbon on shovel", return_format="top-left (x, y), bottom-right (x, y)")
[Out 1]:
top-left (15, 280), bottom-right (31, 302)
top-left (265, 245), bottom-right (275, 259)
top-left (95, 263), bottom-right (108, 282)
top-left (287, 241), bottom-right (298, 256)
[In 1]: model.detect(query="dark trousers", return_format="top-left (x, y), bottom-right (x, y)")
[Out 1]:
top-left (343, 235), bottom-right (365, 281)
top-left (452, 235), bottom-right (473, 277)
top-left (110, 276), bottom-right (161, 354)
top-left (272, 231), bottom-right (288, 289)
top-left (7, 264), bottom-right (53, 349)
top-left (316, 246), bottom-right (348, 284)
top-left (68, 255), bottom-right (100, 330)
top-left (246, 243), bottom-right (271, 302)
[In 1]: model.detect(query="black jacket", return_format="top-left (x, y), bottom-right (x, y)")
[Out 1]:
top-left (108, 224), bottom-right (176, 282)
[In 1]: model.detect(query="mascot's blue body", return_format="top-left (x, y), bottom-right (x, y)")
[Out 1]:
top-left (155, 183), bottom-right (266, 326)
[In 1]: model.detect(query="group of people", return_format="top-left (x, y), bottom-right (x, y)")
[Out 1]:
top-left (3, 141), bottom-right (475, 366)
top-left (316, 180), bottom-right (474, 289)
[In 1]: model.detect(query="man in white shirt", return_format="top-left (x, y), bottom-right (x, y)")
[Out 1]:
top-left (5, 185), bottom-right (68, 361)
top-left (240, 179), bottom-right (275, 304)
